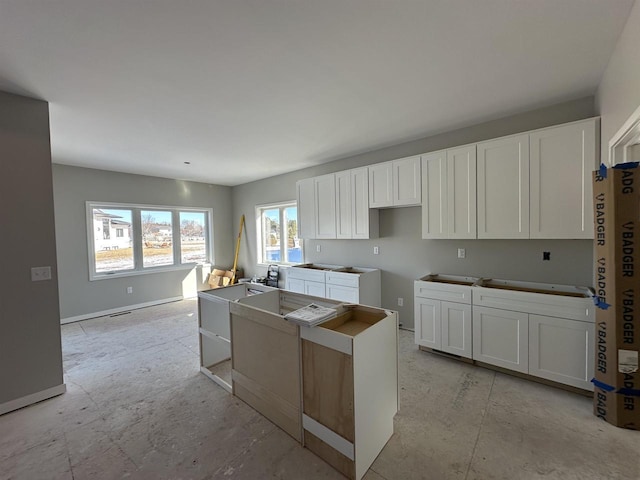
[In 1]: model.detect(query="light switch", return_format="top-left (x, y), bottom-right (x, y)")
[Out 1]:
top-left (31, 266), bottom-right (52, 281)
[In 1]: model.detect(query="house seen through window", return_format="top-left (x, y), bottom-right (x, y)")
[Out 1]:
top-left (257, 202), bottom-right (302, 265)
top-left (88, 203), bottom-right (212, 279)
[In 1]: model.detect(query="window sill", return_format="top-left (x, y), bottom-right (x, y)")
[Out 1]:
top-left (90, 263), bottom-right (212, 281)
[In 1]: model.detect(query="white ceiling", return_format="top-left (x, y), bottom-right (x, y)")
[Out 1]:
top-left (0, 0), bottom-right (634, 186)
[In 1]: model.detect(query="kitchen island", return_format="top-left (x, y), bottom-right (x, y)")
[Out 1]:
top-left (198, 287), bottom-right (398, 480)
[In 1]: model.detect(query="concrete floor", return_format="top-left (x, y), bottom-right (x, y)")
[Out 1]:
top-left (1, 299), bottom-right (638, 480)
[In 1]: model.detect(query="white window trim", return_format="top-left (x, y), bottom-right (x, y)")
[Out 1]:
top-left (86, 201), bottom-right (214, 281)
top-left (255, 200), bottom-right (303, 267)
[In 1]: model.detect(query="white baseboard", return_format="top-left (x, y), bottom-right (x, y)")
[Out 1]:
top-left (60, 296), bottom-right (184, 324)
top-left (0, 384), bottom-right (67, 416)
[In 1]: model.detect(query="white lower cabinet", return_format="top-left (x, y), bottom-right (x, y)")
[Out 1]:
top-left (472, 306), bottom-right (529, 373)
top-left (415, 275), bottom-right (595, 391)
top-left (441, 301), bottom-right (472, 358)
top-left (415, 297), bottom-right (440, 350)
top-left (286, 265), bottom-right (381, 307)
top-left (528, 314), bottom-right (594, 390)
top-left (287, 277), bottom-right (326, 297)
top-left (414, 275), bottom-right (474, 359)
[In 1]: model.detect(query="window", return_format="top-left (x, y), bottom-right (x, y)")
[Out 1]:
top-left (87, 202), bottom-right (213, 280)
top-left (141, 209), bottom-right (174, 268)
top-left (256, 201), bottom-right (303, 265)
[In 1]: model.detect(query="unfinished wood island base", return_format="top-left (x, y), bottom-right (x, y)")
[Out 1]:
top-left (227, 290), bottom-right (398, 480)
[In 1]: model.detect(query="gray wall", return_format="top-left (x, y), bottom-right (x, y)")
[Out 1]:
top-left (53, 165), bottom-right (234, 320)
top-left (0, 91), bottom-right (64, 405)
top-left (232, 97), bottom-right (596, 328)
top-left (596, 0), bottom-right (640, 163)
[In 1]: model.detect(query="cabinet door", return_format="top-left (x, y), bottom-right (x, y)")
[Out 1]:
top-left (296, 178), bottom-right (316, 239)
top-left (335, 171), bottom-right (352, 239)
top-left (393, 155), bottom-right (422, 206)
top-left (530, 118), bottom-right (598, 239)
top-left (440, 301), bottom-right (472, 359)
top-left (447, 145), bottom-right (477, 239)
top-left (477, 134), bottom-right (530, 239)
top-left (351, 167), bottom-right (378, 239)
top-left (529, 315), bottom-right (594, 390)
top-left (368, 162), bottom-right (393, 208)
top-left (472, 306), bottom-right (528, 373)
top-left (326, 284), bottom-right (359, 303)
top-left (314, 174), bottom-right (337, 239)
top-left (414, 298), bottom-right (441, 350)
top-left (421, 150), bottom-right (448, 239)
top-left (305, 280), bottom-right (326, 298)
top-left (286, 277), bottom-right (305, 294)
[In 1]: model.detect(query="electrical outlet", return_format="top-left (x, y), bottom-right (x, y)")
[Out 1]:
top-left (397, 297), bottom-right (404, 307)
top-left (31, 266), bottom-right (52, 282)
top-left (126, 286), bottom-right (133, 294)
top-left (316, 244), bottom-right (321, 253)
top-left (373, 246), bottom-right (380, 255)
top-left (457, 248), bottom-right (466, 259)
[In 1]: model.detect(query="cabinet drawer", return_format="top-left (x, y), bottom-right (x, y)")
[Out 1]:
top-left (414, 281), bottom-right (472, 304)
top-left (472, 286), bottom-right (593, 322)
top-left (288, 267), bottom-right (326, 283)
top-left (326, 284), bottom-right (359, 304)
top-left (326, 272), bottom-right (360, 288)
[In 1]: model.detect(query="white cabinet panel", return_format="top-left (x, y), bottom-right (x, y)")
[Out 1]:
top-left (477, 134), bottom-right (530, 239)
top-left (296, 178), bottom-right (316, 239)
top-left (393, 155), bottom-right (421, 206)
top-left (422, 146), bottom-right (476, 239)
top-left (441, 301), bottom-right (472, 358)
top-left (530, 118), bottom-right (598, 239)
top-left (447, 146), bottom-right (477, 239)
top-left (368, 162), bottom-right (393, 208)
top-left (335, 171), bottom-right (352, 239)
top-left (472, 306), bottom-right (528, 373)
top-left (326, 284), bottom-right (359, 303)
top-left (351, 167), bottom-right (378, 239)
top-left (369, 156), bottom-right (421, 209)
top-left (529, 314), bottom-right (594, 390)
top-left (286, 277), bottom-right (305, 294)
top-left (414, 297), bottom-right (441, 350)
top-left (421, 150), bottom-right (448, 239)
top-left (314, 174), bottom-right (337, 239)
top-left (305, 280), bottom-right (326, 298)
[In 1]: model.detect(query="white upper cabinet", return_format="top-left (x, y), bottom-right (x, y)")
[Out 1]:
top-left (369, 156), bottom-right (421, 208)
top-left (368, 162), bottom-right (394, 208)
top-left (447, 146), bottom-right (477, 239)
top-left (335, 170), bottom-right (352, 239)
top-left (297, 168), bottom-right (378, 240)
top-left (351, 167), bottom-right (379, 239)
top-left (314, 174), bottom-right (337, 239)
top-left (477, 134), bottom-right (530, 239)
top-left (421, 150), bottom-right (448, 239)
top-left (529, 118), bottom-right (598, 239)
top-left (422, 146), bottom-right (477, 239)
top-left (296, 177), bottom-right (316, 239)
top-left (393, 155), bottom-right (422, 206)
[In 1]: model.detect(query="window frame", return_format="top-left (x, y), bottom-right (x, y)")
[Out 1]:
top-left (86, 201), bottom-right (214, 281)
top-left (255, 200), bottom-right (303, 267)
